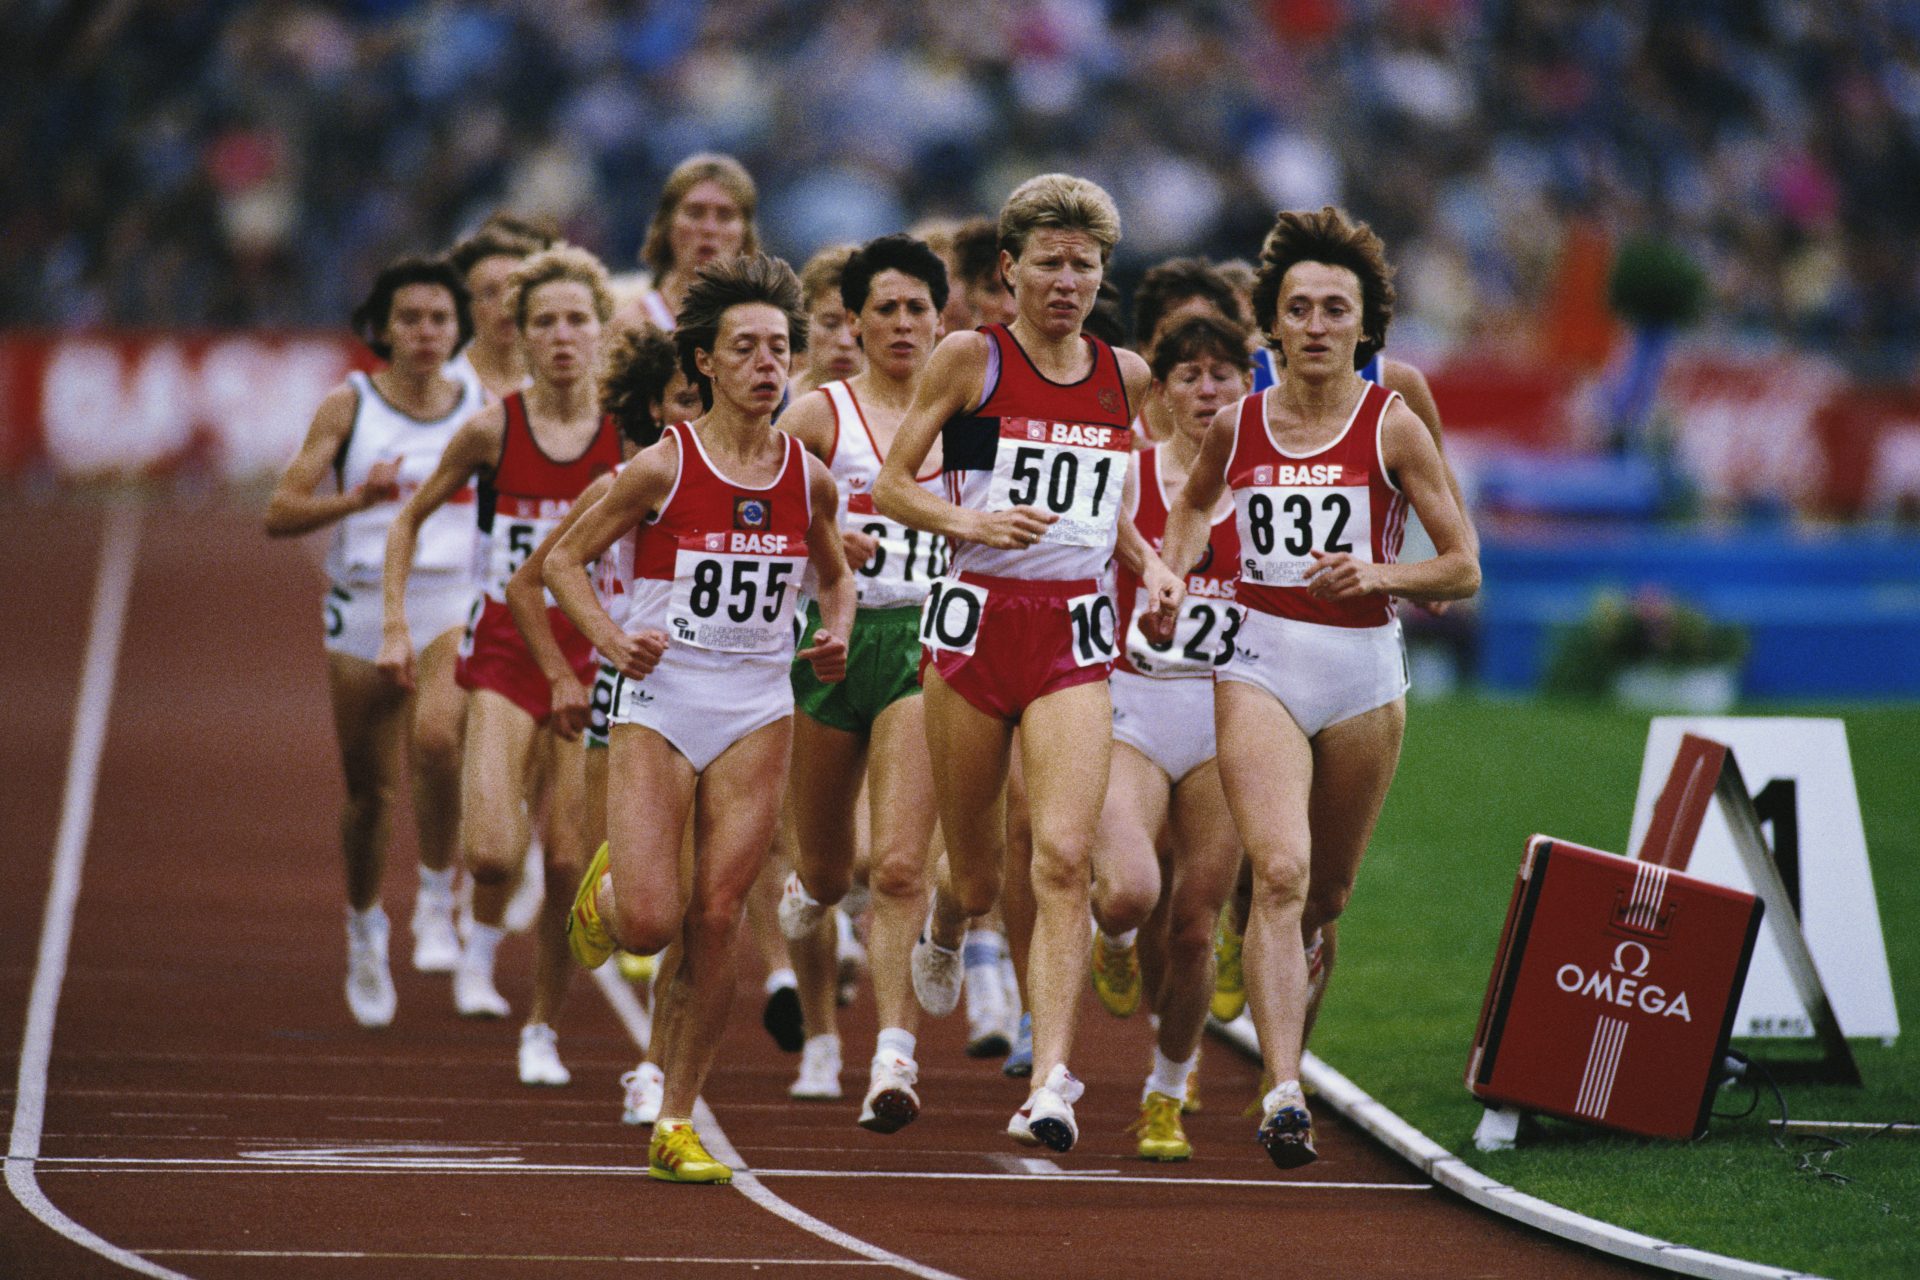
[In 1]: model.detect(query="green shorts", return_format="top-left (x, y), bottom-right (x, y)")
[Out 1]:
top-left (792, 601), bottom-right (924, 734)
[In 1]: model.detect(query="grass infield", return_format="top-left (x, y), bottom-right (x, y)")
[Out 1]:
top-left (1316, 696), bottom-right (1918, 1280)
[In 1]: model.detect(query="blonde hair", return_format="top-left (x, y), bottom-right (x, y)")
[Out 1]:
top-left (998, 173), bottom-right (1122, 265)
top-left (640, 153), bottom-right (760, 278)
top-left (508, 244), bottom-right (615, 330)
top-left (798, 244), bottom-right (858, 311)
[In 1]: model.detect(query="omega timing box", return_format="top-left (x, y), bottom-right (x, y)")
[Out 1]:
top-left (1467, 835), bottom-right (1764, 1140)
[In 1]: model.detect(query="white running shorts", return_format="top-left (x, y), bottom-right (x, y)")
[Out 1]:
top-left (1215, 612), bottom-right (1408, 738)
top-left (607, 649), bottom-right (792, 772)
top-left (1110, 670), bottom-right (1217, 783)
top-left (325, 576), bottom-right (477, 665)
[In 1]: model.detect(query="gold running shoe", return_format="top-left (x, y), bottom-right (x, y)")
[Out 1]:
top-left (1210, 915), bottom-right (1246, 1022)
top-left (567, 841), bottom-right (615, 970)
top-left (1130, 1091), bottom-right (1193, 1162)
top-left (648, 1121), bottom-right (732, 1184)
top-left (1090, 933), bottom-right (1141, 1018)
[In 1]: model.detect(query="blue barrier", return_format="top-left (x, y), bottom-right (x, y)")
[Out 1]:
top-left (1473, 529), bottom-right (1920, 698)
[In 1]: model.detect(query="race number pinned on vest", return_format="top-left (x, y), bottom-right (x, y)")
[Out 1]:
top-left (986, 418), bottom-right (1130, 548)
top-left (1125, 590), bottom-right (1243, 677)
top-left (1236, 472), bottom-right (1373, 588)
top-left (666, 532), bottom-right (804, 654)
top-left (847, 494), bottom-right (948, 607)
top-left (1066, 591), bottom-right (1118, 668)
top-left (920, 577), bottom-right (988, 656)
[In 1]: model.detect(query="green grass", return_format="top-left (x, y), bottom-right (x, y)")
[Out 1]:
top-left (1315, 696), bottom-right (1920, 1280)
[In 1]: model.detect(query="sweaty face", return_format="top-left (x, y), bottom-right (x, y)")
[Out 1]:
top-left (1005, 227), bottom-right (1103, 338)
top-left (668, 179), bottom-right (748, 274)
top-left (697, 302), bottom-right (791, 416)
top-left (521, 279), bottom-right (603, 385)
top-left (465, 254), bottom-right (521, 349)
top-left (1270, 261), bottom-right (1365, 374)
top-left (852, 268), bottom-right (940, 379)
top-left (384, 282), bottom-right (461, 371)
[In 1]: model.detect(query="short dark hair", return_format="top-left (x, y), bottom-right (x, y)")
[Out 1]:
top-left (673, 254), bottom-right (807, 409)
top-left (1251, 206), bottom-right (1396, 370)
top-left (1083, 279), bottom-right (1126, 348)
top-left (1132, 258), bottom-right (1249, 351)
top-left (1149, 314), bottom-right (1254, 382)
top-left (952, 217), bottom-right (1001, 289)
top-left (447, 221), bottom-right (544, 280)
top-left (600, 328), bottom-right (682, 448)
top-left (350, 255), bottom-right (472, 360)
top-left (840, 233), bottom-right (950, 315)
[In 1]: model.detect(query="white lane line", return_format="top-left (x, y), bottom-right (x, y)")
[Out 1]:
top-left (590, 966), bottom-right (965, 1280)
top-left (140, 1251), bottom-right (886, 1266)
top-left (2, 502), bottom-right (184, 1280)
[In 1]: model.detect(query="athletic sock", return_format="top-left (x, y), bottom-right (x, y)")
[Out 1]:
top-left (1100, 927), bottom-right (1139, 949)
top-left (417, 866), bottom-right (455, 901)
top-left (963, 929), bottom-right (1007, 969)
top-left (875, 1027), bottom-right (917, 1062)
top-left (764, 967), bottom-right (798, 995)
top-left (465, 921), bottom-right (504, 972)
top-left (1145, 1047), bottom-right (1196, 1102)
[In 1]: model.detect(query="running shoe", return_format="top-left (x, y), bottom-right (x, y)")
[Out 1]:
top-left (1211, 916), bottom-right (1246, 1021)
top-left (777, 871), bottom-right (827, 942)
top-left (503, 842), bottom-right (545, 934)
top-left (762, 979), bottom-right (805, 1052)
top-left (345, 907), bottom-right (396, 1029)
top-left (1131, 1090), bottom-right (1193, 1162)
top-left (410, 890), bottom-right (460, 974)
top-left (1257, 1080), bottom-right (1318, 1169)
top-left (834, 908), bottom-right (865, 1007)
top-left (567, 841), bottom-right (615, 970)
top-left (517, 1023), bottom-right (571, 1087)
top-left (1007, 1064), bottom-right (1084, 1153)
top-left (1003, 1011), bottom-right (1034, 1078)
top-left (789, 1035), bottom-right (844, 1100)
top-left (857, 1050), bottom-right (920, 1134)
top-left (621, 1062), bottom-right (664, 1126)
top-left (1091, 932), bottom-right (1142, 1018)
top-left (648, 1121), bottom-right (731, 1184)
top-left (1183, 1052), bottom-right (1203, 1114)
top-left (964, 943), bottom-right (1010, 1057)
top-left (910, 923), bottom-right (964, 1017)
top-left (1306, 927), bottom-right (1327, 984)
top-left (453, 951), bottom-right (509, 1019)
top-left (616, 950), bottom-right (656, 983)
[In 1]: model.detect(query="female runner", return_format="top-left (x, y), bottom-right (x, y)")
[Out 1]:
top-left (1153, 207), bottom-right (1479, 1167)
top-left (620, 152), bottom-right (759, 333)
top-left (266, 255), bottom-right (480, 1027)
top-left (874, 174), bottom-right (1178, 1152)
top-left (548, 254), bottom-right (854, 1184)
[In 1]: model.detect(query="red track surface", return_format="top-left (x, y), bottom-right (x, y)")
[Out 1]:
top-left (2, 497), bottom-right (1660, 1278)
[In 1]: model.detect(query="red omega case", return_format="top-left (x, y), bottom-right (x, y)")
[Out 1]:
top-left (1467, 835), bottom-right (1765, 1140)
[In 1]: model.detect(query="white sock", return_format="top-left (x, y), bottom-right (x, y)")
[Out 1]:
top-left (465, 921), bottom-right (504, 972)
top-left (875, 1027), bottom-right (917, 1062)
top-left (1264, 1078), bottom-right (1303, 1108)
top-left (765, 967), bottom-right (797, 995)
top-left (963, 929), bottom-right (1007, 970)
top-left (417, 866), bottom-right (455, 901)
top-left (1145, 1047), bottom-right (1196, 1102)
top-left (348, 903), bottom-right (387, 930)
top-left (803, 1033), bottom-right (840, 1055)
top-left (1101, 928), bottom-right (1138, 949)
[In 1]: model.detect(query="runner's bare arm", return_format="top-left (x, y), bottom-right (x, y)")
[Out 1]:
top-left (1380, 357), bottom-right (1477, 559)
top-left (506, 469), bottom-right (613, 741)
top-left (781, 388), bottom-right (874, 569)
top-left (1306, 401), bottom-right (1479, 604)
top-left (376, 405), bottom-right (503, 688)
top-left (798, 453), bottom-right (853, 684)
top-left (265, 384), bottom-right (394, 537)
top-left (1156, 401), bottom-right (1235, 581)
top-left (873, 331), bottom-right (1052, 548)
top-left (545, 436), bottom-right (678, 679)
top-left (1115, 346), bottom-right (1153, 428)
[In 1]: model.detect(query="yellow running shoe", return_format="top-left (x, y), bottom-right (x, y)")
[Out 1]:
top-left (1210, 916), bottom-right (1246, 1022)
top-left (647, 1121), bottom-right (732, 1184)
top-left (567, 841), bottom-right (615, 971)
top-left (1129, 1091), bottom-right (1192, 1162)
top-left (616, 950), bottom-right (656, 983)
top-left (1091, 933), bottom-right (1141, 1018)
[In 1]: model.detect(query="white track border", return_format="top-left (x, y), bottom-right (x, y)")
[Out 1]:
top-left (1210, 1015), bottom-right (1827, 1280)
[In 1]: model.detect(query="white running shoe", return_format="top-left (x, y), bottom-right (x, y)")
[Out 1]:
top-left (345, 907), bottom-right (396, 1029)
top-left (503, 845), bottom-right (545, 935)
top-left (1008, 1063), bottom-right (1085, 1153)
top-left (776, 871), bottom-right (827, 942)
top-left (410, 892), bottom-right (460, 974)
top-left (453, 952), bottom-right (509, 1019)
top-left (857, 1051), bottom-right (920, 1134)
top-left (964, 954), bottom-right (1010, 1057)
top-left (621, 1062), bottom-right (664, 1126)
top-left (1257, 1079), bottom-right (1318, 1169)
top-left (910, 921), bottom-right (964, 1017)
top-left (517, 1023), bottom-right (571, 1087)
top-left (788, 1035), bottom-right (843, 1100)
top-left (834, 908), bottom-right (866, 1007)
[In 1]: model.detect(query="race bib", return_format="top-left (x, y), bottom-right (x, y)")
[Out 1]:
top-left (1236, 480), bottom-right (1372, 588)
top-left (1065, 590), bottom-right (1118, 668)
top-left (919, 577), bottom-right (988, 656)
top-left (847, 495), bottom-right (948, 607)
top-left (1124, 588), bottom-right (1244, 677)
top-left (984, 417), bottom-right (1130, 548)
top-left (665, 532), bottom-right (805, 653)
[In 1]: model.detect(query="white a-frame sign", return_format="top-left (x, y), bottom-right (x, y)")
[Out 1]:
top-left (1628, 719), bottom-right (1897, 1073)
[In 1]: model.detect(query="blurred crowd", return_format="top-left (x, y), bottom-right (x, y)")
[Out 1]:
top-left (10, 0), bottom-right (1920, 375)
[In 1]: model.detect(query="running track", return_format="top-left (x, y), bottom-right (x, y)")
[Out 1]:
top-left (2, 496), bottom-right (1659, 1278)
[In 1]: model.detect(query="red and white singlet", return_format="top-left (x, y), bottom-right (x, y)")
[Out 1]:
top-left (1115, 445), bottom-right (1243, 678)
top-left (477, 392), bottom-right (624, 604)
top-left (819, 380), bottom-right (948, 608)
top-left (1226, 382), bottom-right (1409, 628)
